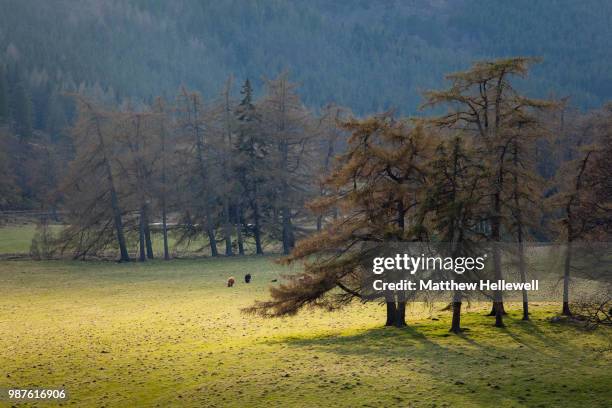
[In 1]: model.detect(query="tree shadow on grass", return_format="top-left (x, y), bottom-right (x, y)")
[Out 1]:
top-left (502, 314), bottom-right (611, 354)
top-left (267, 318), bottom-right (611, 407)
top-left (269, 324), bottom-right (456, 360)
top-left (267, 312), bottom-right (608, 370)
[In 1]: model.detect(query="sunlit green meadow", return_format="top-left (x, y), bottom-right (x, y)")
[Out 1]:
top-left (0, 255), bottom-right (610, 407)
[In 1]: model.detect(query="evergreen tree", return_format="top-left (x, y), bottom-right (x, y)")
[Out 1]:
top-left (234, 78), bottom-right (266, 255)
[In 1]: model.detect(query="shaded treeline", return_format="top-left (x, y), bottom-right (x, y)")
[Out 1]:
top-left (2, 1), bottom-right (612, 113)
top-left (54, 74), bottom-right (348, 260)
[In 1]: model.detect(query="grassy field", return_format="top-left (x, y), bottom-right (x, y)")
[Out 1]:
top-left (0, 224), bottom-right (47, 254)
top-left (0, 224), bottom-right (277, 258)
top-left (0, 256), bottom-right (610, 407)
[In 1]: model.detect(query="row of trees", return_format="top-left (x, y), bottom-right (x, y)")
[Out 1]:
top-left (15, 57), bottom-right (609, 331)
top-left (246, 58), bottom-right (611, 331)
top-left (57, 74), bottom-right (348, 260)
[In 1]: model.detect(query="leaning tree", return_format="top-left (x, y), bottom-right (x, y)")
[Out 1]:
top-left (244, 114), bottom-right (435, 327)
top-left (58, 96), bottom-right (130, 261)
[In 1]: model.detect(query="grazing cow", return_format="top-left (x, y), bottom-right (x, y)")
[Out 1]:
top-left (245, 273), bottom-right (252, 283)
top-left (227, 277), bottom-right (235, 287)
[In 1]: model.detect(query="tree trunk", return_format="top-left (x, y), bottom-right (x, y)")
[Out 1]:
top-left (159, 101), bottom-right (170, 261)
top-left (94, 111), bottom-right (129, 262)
top-left (139, 207), bottom-right (146, 262)
top-left (191, 94), bottom-right (217, 258)
top-left (316, 214), bottom-right (323, 231)
top-left (110, 185), bottom-right (130, 262)
top-left (396, 200), bottom-right (405, 231)
top-left (161, 204), bottom-right (170, 260)
top-left (491, 191), bottom-right (505, 327)
top-left (487, 304), bottom-right (495, 316)
top-left (450, 301), bottom-right (462, 334)
top-left (279, 130), bottom-right (294, 256)
top-left (513, 143), bottom-right (528, 320)
top-left (223, 199), bottom-right (233, 256)
top-left (488, 302), bottom-right (507, 316)
top-left (489, 140), bottom-right (507, 327)
top-left (518, 242), bottom-right (529, 320)
top-left (281, 205), bottom-right (294, 255)
top-left (522, 301), bottom-right (530, 321)
top-left (394, 301), bottom-right (407, 327)
top-left (562, 241), bottom-right (572, 316)
top-left (236, 206), bottom-right (245, 255)
top-left (493, 301), bottom-right (505, 328)
top-left (237, 227), bottom-right (244, 255)
top-left (144, 210), bottom-right (154, 259)
top-left (385, 301), bottom-right (397, 326)
top-left (206, 225), bottom-right (218, 257)
top-left (252, 200), bottom-right (264, 255)
top-left (562, 152), bottom-right (590, 316)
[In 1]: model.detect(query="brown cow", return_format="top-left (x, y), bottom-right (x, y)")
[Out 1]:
top-left (227, 277), bottom-right (235, 287)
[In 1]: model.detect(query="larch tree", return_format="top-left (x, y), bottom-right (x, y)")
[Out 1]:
top-left (552, 104), bottom-right (612, 316)
top-left (153, 97), bottom-right (172, 260)
top-left (423, 57), bottom-right (553, 327)
top-left (417, 134), bottom-right (488, 333)
top-left (504, 114), bottom-right (548, 321)
top-left (214, 77), bottom-right (238, 256)
top-left (58, 97), bottom-right (130, 261)
top-left (116, 109), bottom-right (158, 262)
top-left (314, 104), bottom-right (349, 231)
top-left (258, 73), bottom-right (314, 255)
top-left (175, 88), bottom-right (219, 256)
